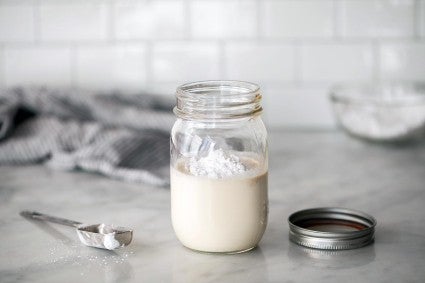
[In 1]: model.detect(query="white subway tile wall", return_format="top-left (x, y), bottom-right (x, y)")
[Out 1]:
top-left (338, 0), bottom-right (415, 38)
top-left (0, 5), bottom-right (34, 42)
top-left (263, 86), bottom-right (335, 128)
top-left (0, 0), bottom-right (424, 128)
top-left (114, 0), bottom-right (185, 39)
top-left (4, 47), bottom-right (72, 87)
top-left (76, 44), bottom-right (147, 91)
top-left (40, 2), bottom-right (109, 41)
top-left (262, 0), bottom-right (334, 38)
top-left (152, 42), bottom-right (220, 83)
top-left (379, 43), bottom-right (425, 81)
top-left (224, 43), bottom-right (295, 83)
top-left (191, 0), bottom-right (257, 39)
top-left (300, 44), bottom-right (375, 82)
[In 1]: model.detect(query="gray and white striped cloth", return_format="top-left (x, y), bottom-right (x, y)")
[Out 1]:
top-left (0, 87), bottom-right (175, 186)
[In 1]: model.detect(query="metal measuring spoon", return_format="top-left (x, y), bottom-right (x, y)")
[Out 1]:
top-left (20, 210), bottom-right (133, 250)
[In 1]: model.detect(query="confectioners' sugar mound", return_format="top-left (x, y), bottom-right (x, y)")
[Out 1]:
top-left (188, 149), bottom-right (247, 178)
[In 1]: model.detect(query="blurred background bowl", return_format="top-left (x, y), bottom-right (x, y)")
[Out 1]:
top-left (330, 83), bottom-right (425, 142)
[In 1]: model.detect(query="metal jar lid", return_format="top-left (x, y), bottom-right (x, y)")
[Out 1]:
top-left (288, 207), bottom-right (377, 250)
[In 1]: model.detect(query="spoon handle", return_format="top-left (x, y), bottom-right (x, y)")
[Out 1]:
top-left (20, 210), bottom-right (82, 228)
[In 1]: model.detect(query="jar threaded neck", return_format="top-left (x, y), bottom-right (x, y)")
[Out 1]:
top-left (174, 81), bottom-right (263, 120)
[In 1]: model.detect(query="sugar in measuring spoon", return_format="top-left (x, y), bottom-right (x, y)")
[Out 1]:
top-left (20, 210), bottom-right (133, 250)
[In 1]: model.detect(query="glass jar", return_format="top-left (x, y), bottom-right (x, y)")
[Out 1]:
top-left (170, 80), bottom-right (268, 254)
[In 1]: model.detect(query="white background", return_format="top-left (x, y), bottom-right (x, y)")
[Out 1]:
top-left (0, 0), bottom-right (424, 128)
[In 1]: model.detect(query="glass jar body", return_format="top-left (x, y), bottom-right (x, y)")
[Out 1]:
top-left (170, 113), bottom-right (268, 253)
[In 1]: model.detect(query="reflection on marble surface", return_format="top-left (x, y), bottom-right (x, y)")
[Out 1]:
top-left (171, 247), bottom-right (268, 282)
top-left (0, 131), bottom-right (425, 282)
top-left (287, 243), bottom-right (376, 270)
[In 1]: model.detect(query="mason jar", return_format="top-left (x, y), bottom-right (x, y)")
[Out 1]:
top-left (170, 81), bottom-right (268, 254)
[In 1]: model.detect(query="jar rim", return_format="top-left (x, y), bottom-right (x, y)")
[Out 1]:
top-left (176, 80), bottom-right (260, 98)
top-left (174, 80), bottom-right (263, 120)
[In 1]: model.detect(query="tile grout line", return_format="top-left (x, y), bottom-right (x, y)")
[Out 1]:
top-left (333, 0), bottom-right (341, 39)
top-left (218, 40), bottom-right (226, 79)
top-left (145, 41), bottom-right (153, 87)
top-left (183, 0), bottom-right (192, 41)
top-left (372, 39), bottom-right (380, 82)
top-left (412, 0), bottom-right (418, 39)
top-left (70, 44), bottom-right (78, 88)
top-left (256, 0), bottom-right (262, 41)
top-left (0, 45), bottom-right (4, 87)
top-left (293, 41), bottom-right (302, 87)
top-left (33, 0), bottom-right (41, 44)
top-left (108, 0), bottom-right (116, 43)
top-left (1, 37), bottom-right (421, 48)
top-left (415, 0), bottom-right (423, 39)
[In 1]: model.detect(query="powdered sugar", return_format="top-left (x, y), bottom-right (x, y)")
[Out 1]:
top-left (103, 233), bottom-right (121, 250)
top-left (188, 149), bottom-right (247, 178)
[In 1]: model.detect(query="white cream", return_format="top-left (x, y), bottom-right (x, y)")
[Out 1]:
top-left (171, 161), bottom-right (268, 253)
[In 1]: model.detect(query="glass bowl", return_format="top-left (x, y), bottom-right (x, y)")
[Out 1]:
top-left (330, 83), bottom-right (425, 142)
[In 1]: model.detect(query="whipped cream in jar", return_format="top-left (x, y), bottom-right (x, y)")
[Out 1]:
top-left (170, 81), bottom-right (268, 254)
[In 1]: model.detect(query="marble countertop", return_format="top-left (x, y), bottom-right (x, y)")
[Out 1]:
top-left (1, 130), bottom-right (425, 283)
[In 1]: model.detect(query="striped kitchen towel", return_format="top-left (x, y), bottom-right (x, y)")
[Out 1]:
top-left (0, 87), bottom-right (175, 186)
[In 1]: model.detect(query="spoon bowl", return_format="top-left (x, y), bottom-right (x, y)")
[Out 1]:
top-left (77, 223), bottom-right (133, 250)
top-left (20, 210), bottom-right (133, 250)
